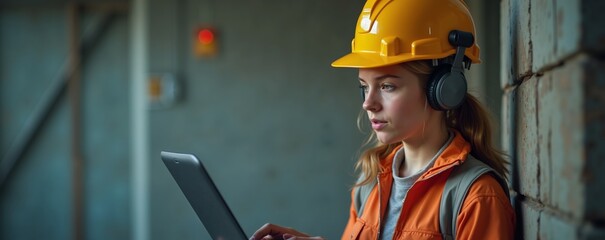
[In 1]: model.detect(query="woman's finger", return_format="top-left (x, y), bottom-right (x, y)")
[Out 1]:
top-left (282, 235), bottom-right (324, 240)
top-left (251, 223), bottom-right (292, 240)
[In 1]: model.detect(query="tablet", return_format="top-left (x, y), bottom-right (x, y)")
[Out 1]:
top-left (161, 151), bottom-right (248, 240)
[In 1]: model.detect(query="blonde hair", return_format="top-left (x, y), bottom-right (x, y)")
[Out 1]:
top-left (354, 60), bottom-right (508, 186)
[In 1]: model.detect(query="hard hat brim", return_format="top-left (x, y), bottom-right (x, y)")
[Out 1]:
top-left (331, 52), bottom-right (393, 68)
top-left (331, 51), bottom-right (481, 69)
top-left (331, 52), bottom-right (447, 69)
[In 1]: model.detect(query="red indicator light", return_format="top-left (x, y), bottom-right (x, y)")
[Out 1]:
top-left (194, 26), bottom-right (218, 58)
top-left (198, 29), bottom-right (214, 44)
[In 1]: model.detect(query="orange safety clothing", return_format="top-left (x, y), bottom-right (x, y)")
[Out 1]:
top-left (341, 131), bottom-right (515, 240)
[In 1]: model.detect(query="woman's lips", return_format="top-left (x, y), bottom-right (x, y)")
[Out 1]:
top-left (371, 119), bottom-right (387, 130)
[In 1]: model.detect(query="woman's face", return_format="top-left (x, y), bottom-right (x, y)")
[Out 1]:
top-left (358, 64), bottom-right (428, 144)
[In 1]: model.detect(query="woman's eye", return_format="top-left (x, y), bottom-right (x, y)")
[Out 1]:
top-left (359, 85), bottom-right (369, 93)
top-left (381, 84), bottom-right (395, 91)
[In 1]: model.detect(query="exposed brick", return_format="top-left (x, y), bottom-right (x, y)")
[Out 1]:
top-left (501, 87), bottom-right (517, 182)
top-left (554, 0), bottom-right (605, 58)
top-left (520, 200), bottom-right (541, 240)
top-left (539, 209), bottom-right (578, 240)
top-left (516, 77), bottom-right (539, 199)
top-left (501, 0), bottom-right (532, 89)
top-left (554, 0), bottom-right (581, 59)
top-left (503, 0), bottom-right (605, 237)
top-left (536, 72), bottom-right (552, 207)
top-left (531, 0), bottom-right (556, 73)
top-left (538, 55), bottom-right (586, 217)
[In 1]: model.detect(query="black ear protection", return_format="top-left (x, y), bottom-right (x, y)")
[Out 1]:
top-left (426, 30), bottom-right (474, 111)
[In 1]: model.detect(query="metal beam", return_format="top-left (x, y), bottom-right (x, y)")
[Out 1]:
top-left (67, 3), bottom-right (84, 240)
top-left (0, 2), bottom-right (129, 12)
top-left (0, 11), bottom-right (118, 191)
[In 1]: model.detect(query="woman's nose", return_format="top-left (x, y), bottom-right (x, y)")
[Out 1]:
top-left (362, 91), bottom-right (381, 112)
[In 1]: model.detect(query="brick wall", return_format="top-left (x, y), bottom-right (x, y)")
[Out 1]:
top-left (501, 0), bottom-right (605, 239)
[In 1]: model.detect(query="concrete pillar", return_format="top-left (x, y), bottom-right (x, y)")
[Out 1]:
top-left (130, 0), bottom-right (150, 239)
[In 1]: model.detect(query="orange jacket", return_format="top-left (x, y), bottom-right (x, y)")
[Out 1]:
top-left (341, 132), bottom-right (515, 240)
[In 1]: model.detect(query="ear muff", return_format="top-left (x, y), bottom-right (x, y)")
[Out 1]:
top-left (426, 63), bottom-right (467, 111)
top-left (426, 30), bottom-right (473, 111)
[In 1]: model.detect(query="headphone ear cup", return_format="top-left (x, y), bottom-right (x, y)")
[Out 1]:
top-left (426, 64), bottom-right (452, 111)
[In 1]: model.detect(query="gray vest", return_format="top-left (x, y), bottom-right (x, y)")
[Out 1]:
top-left (353, 155), bottom-right (510, 240)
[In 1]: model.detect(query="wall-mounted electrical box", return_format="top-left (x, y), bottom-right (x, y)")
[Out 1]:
top-left (148, 73), bottom-right (180, 109)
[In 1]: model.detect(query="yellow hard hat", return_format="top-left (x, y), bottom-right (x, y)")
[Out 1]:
top-left (332, 0), bottom-right (481, 68)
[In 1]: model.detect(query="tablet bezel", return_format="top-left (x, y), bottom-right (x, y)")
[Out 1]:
top-left (161, 151), bottom-right (247, 240)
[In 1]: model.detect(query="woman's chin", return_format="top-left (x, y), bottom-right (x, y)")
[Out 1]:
top-left (375, 133), bottom-right (402, 145)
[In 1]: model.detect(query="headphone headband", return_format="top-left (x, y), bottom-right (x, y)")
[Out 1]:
top-left (425, 30), bottom-right (473, 111)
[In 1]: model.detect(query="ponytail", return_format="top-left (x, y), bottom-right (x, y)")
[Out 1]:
top-left (447, 94), bottom-right (509, 178)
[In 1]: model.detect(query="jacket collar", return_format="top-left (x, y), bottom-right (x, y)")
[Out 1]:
top-left (378, 129), bottom-right (471, 179)
top-left (422, 130), bottom-right (470, 179)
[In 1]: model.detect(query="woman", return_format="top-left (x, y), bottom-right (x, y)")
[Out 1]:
top-left (251, 0), bottom-right (515, 239)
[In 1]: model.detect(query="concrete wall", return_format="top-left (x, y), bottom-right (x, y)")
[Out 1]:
top-left (0, 4), bottom-right (132, 240)
top-left (1, 0), bottom-right (365, 239)
top-left (501, 0), bottom-right (605, 239)
top-left (147, 0), bottom-right (364, 239)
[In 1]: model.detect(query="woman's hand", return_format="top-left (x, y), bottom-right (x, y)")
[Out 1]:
top-left (250, 223), bottom-right (324, 240)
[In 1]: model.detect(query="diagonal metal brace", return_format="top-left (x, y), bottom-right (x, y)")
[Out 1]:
top-left (0, 13), bottom-right (118, 190)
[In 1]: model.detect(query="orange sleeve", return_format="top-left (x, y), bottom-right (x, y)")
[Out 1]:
top-left (340, 189), bottom-right (358, 240)
top-left (456, 174), bottom-right (516, 240)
